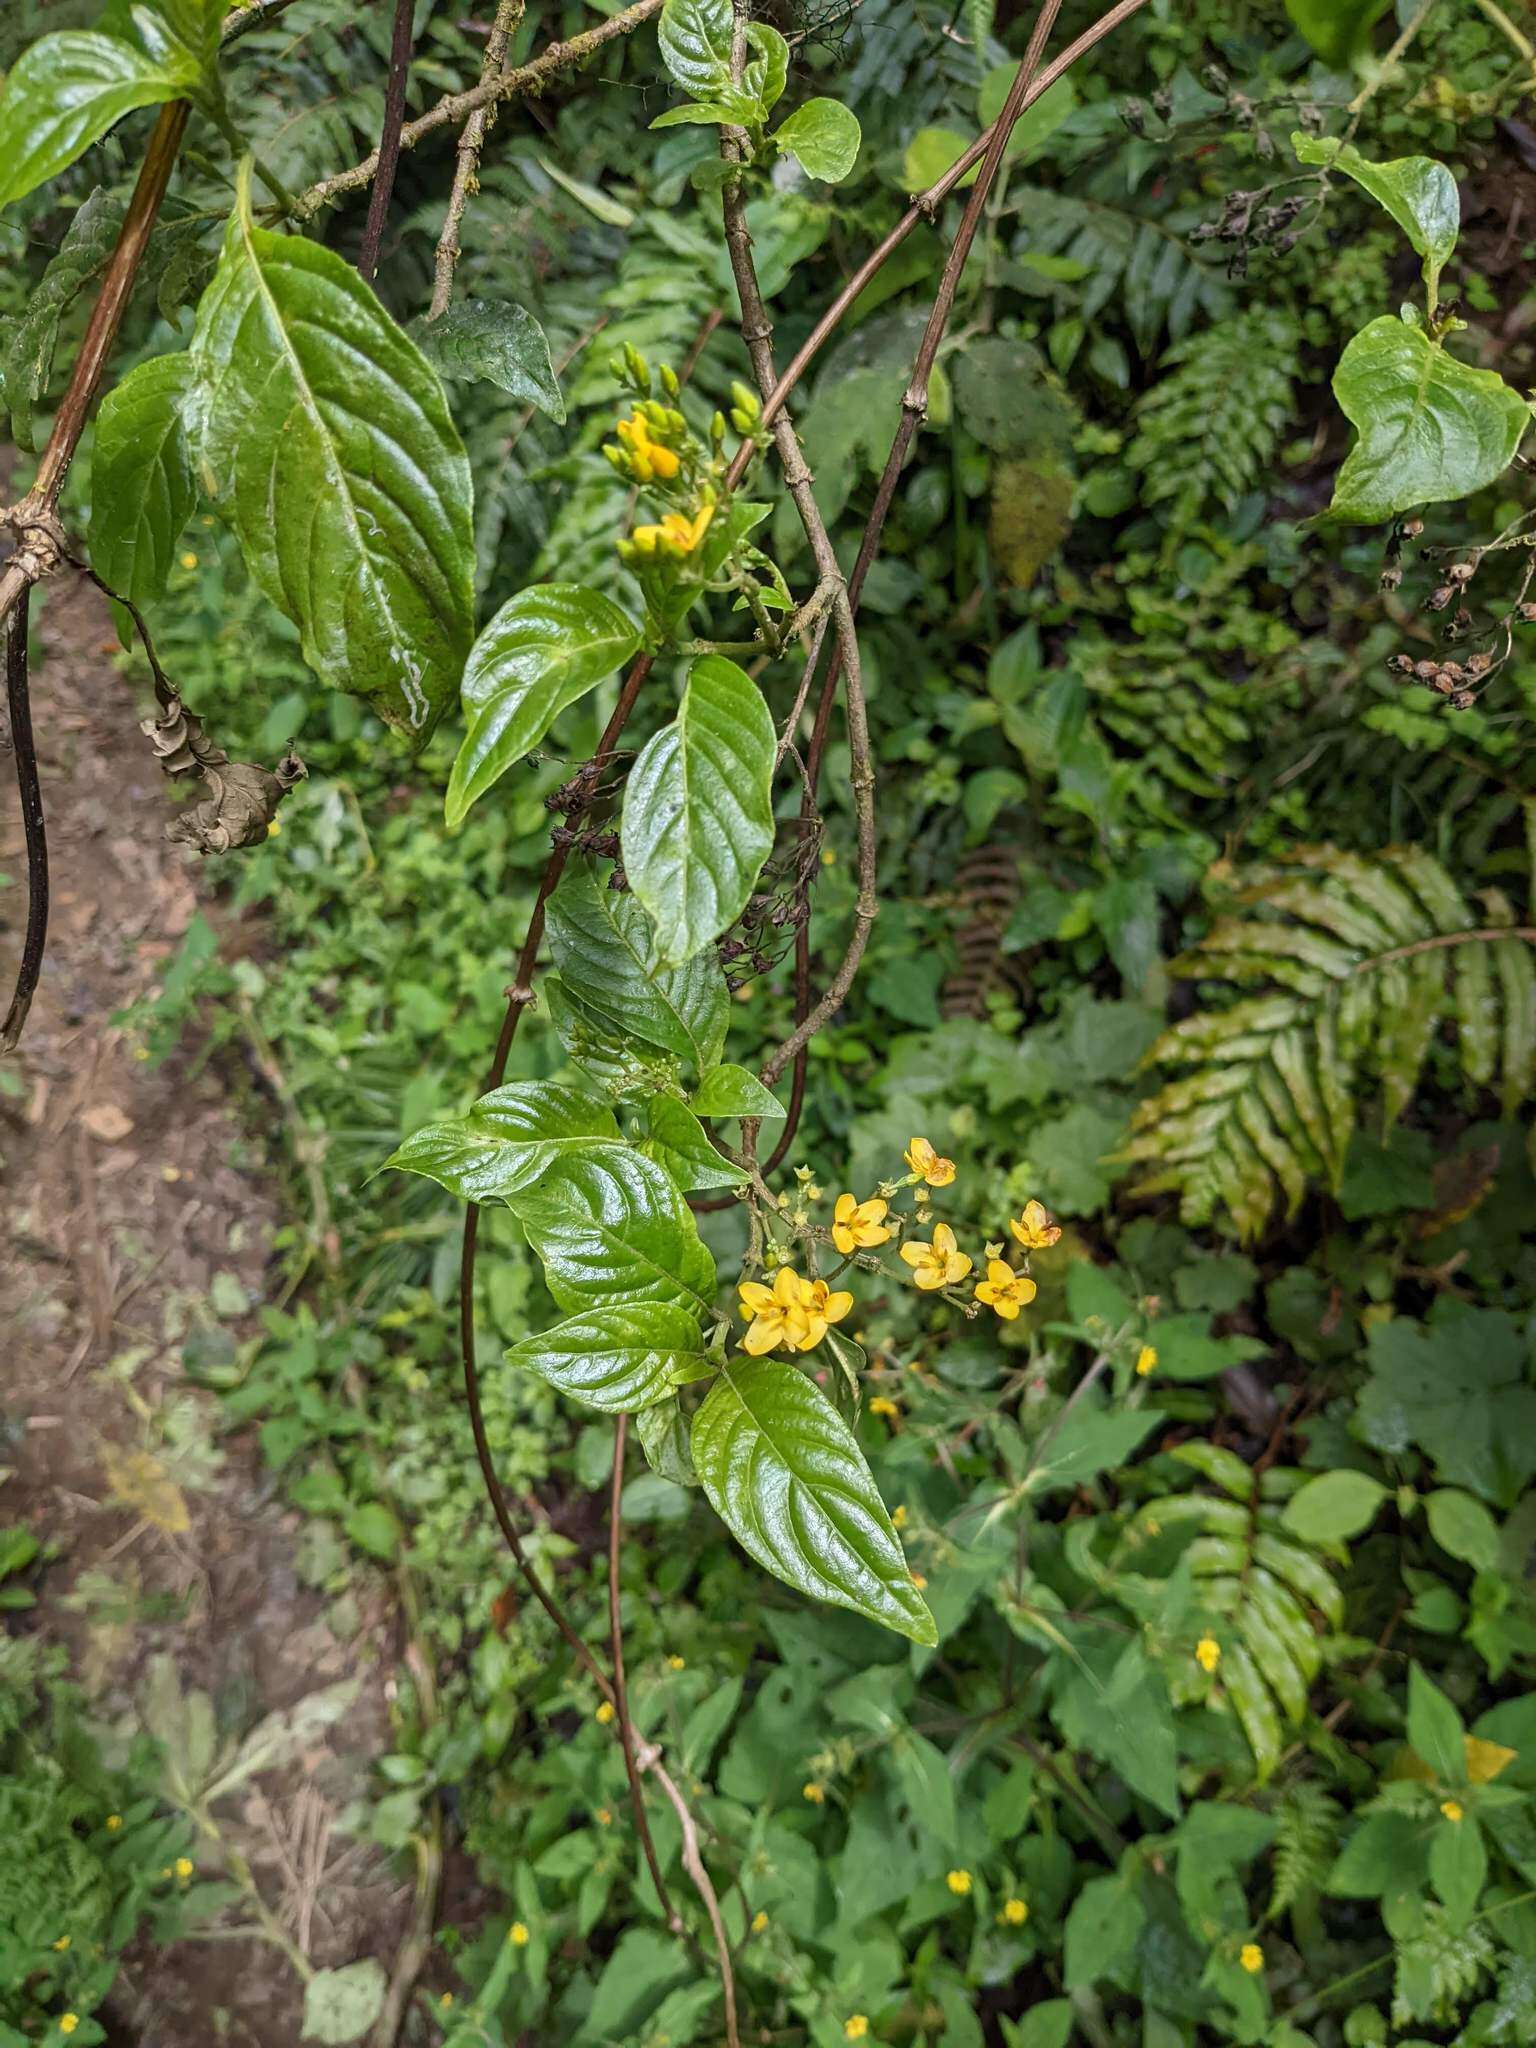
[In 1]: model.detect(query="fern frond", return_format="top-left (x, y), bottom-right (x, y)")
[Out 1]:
top-left (1014, 188), bottom-right (1231, 355)
top-left (1392, 1904), bottom-right (1495, 2030)
top-left (1121, 844), bottom-right (1536, 1239)
top-left (1268, 1782), bottom-right (1342, 1917)
top-left (1129, 310), bottom-right (1299, 535)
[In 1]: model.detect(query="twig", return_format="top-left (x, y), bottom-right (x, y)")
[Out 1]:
top-left (608, 1416), bottom-right (682, 1930)
top-left (429, 0), bottom-right (527, 318)
top-left (294, 0), bottom-right (665, 219)
top-left (221, 0), bottom-right (310, 41)
top-left (358, 0), bottom-right (418, 281)
top-left (1, 590), bottom-right (45, 1054)
top-left (647, 1760), bottom-right (742, 2048)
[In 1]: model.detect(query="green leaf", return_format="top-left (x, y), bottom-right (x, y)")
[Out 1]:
top-left (622, 654), bottom-right (776, 968)
top-left (1327, 316), bottom-right (1529, 525)
top-left (1292, 135), bottom-right (1457, 308)
top-left (690, 1062), bottom-right (784, 1120)
top-left (775, 98), bottom-right (861, 183)
top-left (978, 64), bottom-right (1077, 163)
top-left (643, 1096), bottom-right (749, 1191)
top-left (1429, 1812), bottom-right (1486, 1925)
top-left (384, 1081), bottom-right (621, 1204)
top-left (658, 0), bottom-right (733, 100)
top-left (88, 352), bottom-right (196, 607)
top-left (636, 1396), bottom-right (700, 1487)
top-left (518, 1148), bottom-right (717, 1317)
top-left (1064, 1870), bottom-right (1146, 1990)
top-left (188, 171), bottom-right (475, 741)
top-left (1425, 1488), bottom-right (1501, 1571)
top-left (1284, 0), bottom-right (1392, 67)
top-left (1, 188), bottom-right (123, 448)
top-left (651, 96), bottom-right (759, 130)
top-left (410, 300), bottom-right (565, 420)
top-left (446, 585), bottom-right (641, 824)
top-left (546, 864), bottom-right (729, 1075)
top-left (1408, 1663), bottom-right (1468, 1785)
top-left (344, 1502), bottom-right (401, 1561)
top-left (506, 1303), bottom-right (708, 1413)
top-left (0, 30), bottom-right (195, 211)
top-left (691, 1355), bottom-right (936, 1644)
top-left (1281, 1470), bottom-right (1388, 1544)
top-left (1355, 1300), bottom-right (1536, 1508)
top-left (1025, 1402), bottom-right (1159, 1495)
top-left (744, 22), bottom-right (789, 111)
top-left (301, 1959), bottom-right (388, 2045)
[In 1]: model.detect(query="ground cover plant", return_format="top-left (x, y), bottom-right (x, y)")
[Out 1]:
top-left (4, 0), bottom-right (1536, 2043)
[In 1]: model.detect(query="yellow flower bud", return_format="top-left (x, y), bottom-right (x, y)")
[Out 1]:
top-left (1441, 1799), bottom-right (1464, 1823)
top-left (946, 1869), bottom-right (972, 1896)
top-left (751, 1909), bottom-right (769, 1933)
top-left (1002, 1896), bottom-right (1028, 1925)
top-left (1239, 1943), bottom-right (1263, 1974)
top-left (595, 1700), bottom-right (616, 1724)
top-left (660, 364), bottom-right (681, 397)
top-left (1196, 1636), bottom-right (1221, 1674)
top-left (509, 1921), bottom-right (530, 1946)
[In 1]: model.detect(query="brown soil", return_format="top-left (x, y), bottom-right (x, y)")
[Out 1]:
top-left (2, 570), bottom-right (411, 2045)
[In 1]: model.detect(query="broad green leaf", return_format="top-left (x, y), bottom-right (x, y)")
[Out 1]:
top-left (1327, 317), bottom-right (1530, 525)
top-left (445, 585), bottom-right (641, 824)
top-left (300, 1959), bottom-right (388, 2046)
top-left (410, 300), bottom-right (565, 421)
top-left (1280, 1469), bottom-right (1387, 1544)
top-left (518, 1148), bottom-right (717, 1316)
top-left (622, 654), bottom-right (776, 968)
top-left (1, 188), bottom-right (124, 448)
top-left (1292, 135), bottom-right (1457, 307)
top-left (978, 65), bottom-right (1078, 162)
top-left (651, 96), bottom-right (759, 130)
top-left (658, 0), bottom-right (733, 100)
top-left (384, 1081), bottom-right (620, 1204)
top-left (0, 31), bottom-right (195, 211)
top-left (690, 1062), bottom-right (784, 1120)
top-left (643, 1096), bottom-right (749, 1191)
top-left (691, 1355), bottom-right (937, 1644)
top-left (188, 170), bottom-right (475, 741)
top-left (506, 1303), bottom-right (708, 1413)
top-left (902, 127), bottom-right (976, 194)
top-left (775, 98), bottom-right (861, 183)
top-left (1429, 1811), bottom-right (1486, 1924)
top-left (1025, 1403), bottom-right (1159, 1495)
top-left (1064, 1871), bottom-right (1145, 1990)
top-left (546, 864), bottom-right (729, 1074)
top-left (544, 973), bottom-right (684, 1100)
top-left (1425, 1488), bottom-right (1501, 1571)
top-left (744, 22), bottom-right (788, 111)
top-left (636, 1395), bottom-right (700, 1486)
top-left (1284, 0), bottom-right (1391, 67)
top-left (1408, 1662), bottom-right (1467, 1786)
top-left (102, 0), bottom-right (224, 84)
top-left (88, 352), bottom-right (196, 606)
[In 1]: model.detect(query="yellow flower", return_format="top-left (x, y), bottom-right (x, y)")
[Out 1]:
top-left (891, 1505), bottom-right (908, 1530)
top-left (1239, 1943), bottom-right (1263, 1974)
top-left (614, 411), bottom-right (681, 481)
top-left (946, 1869), bottom-right (972, 1896)
top-left (1196, 1636), bottom-right (1221, 1674)
top-left (800, 1278), bottom-right (854, 1350)
top-left (175, 1857), bottom-right (194, 1880)
top-left (1135, 1345), bottom-right (1158, 1376)
top-left (1441, 1799), bottom-right (1464, 1823)
top-left (973, 1260), bottom-right (1038, 1322)
top-left (833, 1193), bottom-right (892, 1255)
top-left (844, 2018), bottom-right (869, 2042)
top-left (904, 1136), bottom-right (956, 1187)
top-left (509, 1921), bottom-right (530, 1946)
top-left (179, 551), bottom-right (198, 570)
top-left (739, 1268), bottom-right (813, 1354)
top-left (52, 1935), bottom-right (71, 1952)
top-left (105, 1815), bottom-right (122, 1831)
top-left (595, 1807), bottom-right (612, 1826)
top-left (751, 1909), bottom-right (769, 1933)
top-left (1002, 1896), bottom-right (1029, 1926)
top-left (901, 1222), bottom-right (972, 1291)
top-left (910, 1571), bottom-right (927, 1590)
top-left (266, 818), bottom-right (281, 838)
top-left (595, 1701), bottom-right (616, 1725)
top-left (59, 2020), bottom-right (79, 2038)
top-left (803, 1782), bottom-right (825, 1804)
top-left (1009, 1200), bottom-right (1061, 1250)
top-left (666, 1654), bottom-right (686, 1670)
top-left (869, 1396), bottom-right (899, 1419)
top-left (440, 1993), bottom-right (454, 2009)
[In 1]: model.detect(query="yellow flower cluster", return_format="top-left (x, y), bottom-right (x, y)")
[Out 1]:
top-left (607, 406), bottom-right (683, 483)
top-left (832, 1193), bottom-right (891, 1255)
top-left (738, 1269), bottom-right (852, 1355)
top-left (629, 501), bottom-right (715, 561)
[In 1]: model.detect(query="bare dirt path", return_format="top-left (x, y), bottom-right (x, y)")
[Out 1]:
top-left (2, 570), bottom-right (410, 2045)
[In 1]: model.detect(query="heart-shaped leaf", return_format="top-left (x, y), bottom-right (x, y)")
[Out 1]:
top-left (775, 98), bottom-right (861, 183)
top-left (188, 170), bottom-right (475, 741)
top-left (507, 1302), bottom-right (709, 1412)
top-left (622, 654), bottom-right (777, 968)
top-left (691, 1355), bottom-right (937, 1644)
top-left (546, 863), bottom-right (728, 1074)
top-left (518, 1148), bottom-right (717, 1316)
top-left (384, 1081), bottom-right (620, 1204)
top-left (89, 352), bottom-right (196, 606)
top-left (410, 299), bottom-right (565, 420)
top-left (446, 584), bottom-right (641, 824)
top-left (0, 31), bottom-right (195, 211)
top-left (1292, 135), bottom-right (1457, 308)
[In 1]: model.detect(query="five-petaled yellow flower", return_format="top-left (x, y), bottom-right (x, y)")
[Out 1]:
top-left (738, 1269), bottom-right (851, 1354)
top-left (614, 411), bottom-right (680, 481)
top-left (1009, 1200), bottom-right (1061, 1250)
top-left (1135, 1345), bottom-right (1158, 1376)
top-left (59, 2020), bottom-right (79, 2038)
top-left (1002, 1896), bottom-right (1029, 1926)
top-left (751, 1909), bottom-right (769, 1933)
top-left (833, 1193), bottom-right (892, 1255)
top-left (666, 1654), bottom-right (686, 1670)
top-left (974, 1260), bottom-right (1038, 1321)
top-left (631, 502), bottom-right (714, 559)
top-left (1441, 1799), bottom-right (1464, 1823)
top-left (946, 1869), bottom-right (972, 1896)
top-left (844, 2018), bottom-right (869, 2041)
top-left (174, 1858), bottom-right (193, 1880)
top-left (509, 1921), bottom-right (530, 1946)
top-left (904, 1136), bottom-right (956, 1187)
top-left (1196, 1636), bottom-right (1221, 1674)
top-left (595, 1700), bottom-right (616, 1725)
top-left (901, 1223), bottom-right (972, 1291)
top-left (869, 1396), bottom-right (899, 1418)
top-left (1239, 1943), bottom-right (1263, 1974)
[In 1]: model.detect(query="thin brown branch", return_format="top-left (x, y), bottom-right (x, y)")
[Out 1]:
top-left (1, 591), bottom-right (44, 1055)
top-left (608, 1415), bottom-right (682, 1930)
top-left (295, 0), bottom-right (664, 219)
top-left (358, 0), bottom-right (418, 281)
top-left (647, 1759), bottom-right (742, 2048)
top-left (429, 0), bottom-right (527, 317)
top-left (221, 0), bottom-right (310, 41)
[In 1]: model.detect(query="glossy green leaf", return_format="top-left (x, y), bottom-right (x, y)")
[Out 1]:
top-left (1408, 1662), bottom-right (1467, 1785)
top-left (690, 1062), bottom-right (784, 1120)
top-left (651, 94), bottom-right (760, 130)
top-left (691, 1355), bottom-right (936, 1644)
top-left (0, 29), bottom-right (196, 211)
top-left (744, 22), bottom-right (789, 111)
top-left (88, 351), bottom-right (196, 606)
top-left (1292, 135), bottom-right (1457, 307)
top-left (1280, 1469), bottom-right (1388, 1545)
top-left (622, 654), bottom-right (776, 968)
top-left (642, 1096), bottom-right (749, 1191)
top-left (775, 98), bottom-right (861, 183)
top-left (505, 1303), bottom-right (708, 1413)
top-left (518, 1149), bottom-right (717, 1316)
top-left (1221, 1636), bottom-right (1283, 1782)
top-left (384, 1081), bottom-right (620, 1204)
top-left (1284, 0), bottom-right (1391, 67)
top-left (543, 974), bottom-right (684, 1100)
top-left (1327, 317), bottom-right (1530, 525)
top-left (658, 0), bottom-right (733, 100)
top-left (410, 300), bottom-right (565, 420)
top-left (546, 864), bottom-right (729, 1074)
top-left (636, 1395), bottom-right (701, 1487)
top-left (445, 585), bottom-right (641, 824)
top-left (188, 171), bottom-right (475, 742)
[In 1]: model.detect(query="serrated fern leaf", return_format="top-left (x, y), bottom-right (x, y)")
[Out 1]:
top-left (1015, 188), bottom-right (1231, 355)
top-left (1121, 845), bottom-right (1536, 1239)
top-left (1129, 310), bottom-right (1299, 535)
top-left (1268, 1782), bottom-right (1342, 1918)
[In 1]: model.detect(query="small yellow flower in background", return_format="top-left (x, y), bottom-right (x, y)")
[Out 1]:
top-left (901, 1223), bottom-right (972, 1291)
top-left (1009, 1200), bottom-right (1061, 1250)
top-left (1135, 1345), bottom-right (1158, 1377)
top-left (803, 1782), bottom-right (825, 1804)
top-left (751, 1909), bottom-right (769, 1934)
top-left (1441, 1799), bottom-right (1464, 1822)
top-left (53, 1935), bottom-right (71, 1952)
top-left (174, 1857), bottom-right (193, 1880)
top-left (869, 1396), bottom-right (899, 1419)
top-left (266, 818), bottom-right (281, 837)
top-left (509, 1921), bottom-right (530, 1946)
top-left (105, 1815), bottom-right (122, 1830)
top-left (844, 2017), bottom-right (869, 2042)
top-left (179, 551), bottom-right (198, 571)
top-left (833, 1193), bottom-right (892, 1255)
top-left (946, 1869), bottom-right (972, 1896)
top-left (1002, 1896), bottom-right (1029, 1926)
top-left (891, 1505), bottom-right (908, 1530)
top-left (666, 1654), bottom-right (686, 1670)
top-left (905, 1136), bottom-right (956, 1187)
top-left (440, 1992), bottom-right (454, 2009)
top-left (910, 1571), bottom-right (927, 1590)
top-left (595, 1701), bottom-right (616, 1725)
top-left (973, 1260), bottom-right (1038, 1321)
top-left (1196, 1636), bottom-right (1221, 1674)
top-left (59, 2019), bottom-right (79, 2038)
top-left (1239, 1943), bottom-right (1263, 1974)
